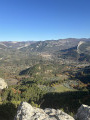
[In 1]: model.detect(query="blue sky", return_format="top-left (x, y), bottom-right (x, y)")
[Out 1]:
top-left (0, 0), bottom-right (90, 41)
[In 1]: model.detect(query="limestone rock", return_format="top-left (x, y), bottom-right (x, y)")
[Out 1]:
top-left (14, 102), bottom-right (75, 120)
top-left (0, 78), bottom-right (8, 89)
top-left (75, 104), bottom-right (90, 120)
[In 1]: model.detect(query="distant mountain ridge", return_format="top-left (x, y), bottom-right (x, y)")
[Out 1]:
top-left (56, 40), bottom-right (90, 62)
top-left (0, 38), bottom-right (90, 63)
top-left (0, 41), bottom-right (36, 49)
top-left (0, 38), bottom-right (90, 51)
top-left (19, 38), bottom-right (90, 53)
top-left (77, 41), bottom-right (90, 54)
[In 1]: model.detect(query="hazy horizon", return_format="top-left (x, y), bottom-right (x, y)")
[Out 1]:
top-left (0, 37), bottom-right (90, 42)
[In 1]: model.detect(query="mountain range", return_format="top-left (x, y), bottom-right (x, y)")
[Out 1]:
top-left (0, 38), bottom-right (90, 64)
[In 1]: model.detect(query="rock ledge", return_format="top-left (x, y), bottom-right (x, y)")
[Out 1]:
top-left (14, 102), bottom-right (74, 120)
top-left (75, 104), bottom-right (90, 120)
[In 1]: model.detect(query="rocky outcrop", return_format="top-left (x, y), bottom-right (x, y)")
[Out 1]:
top-left (14, 102), bottom-right (75, 120)
top-left (75, 104), bottom-right (90, 120)
top-left (77, 41), bottom-right (85, 53)
top-left (0, 78), bottom-right (8, 89)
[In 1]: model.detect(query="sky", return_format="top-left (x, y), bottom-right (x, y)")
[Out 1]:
top-left (0, 0), bottom-right (90, 41)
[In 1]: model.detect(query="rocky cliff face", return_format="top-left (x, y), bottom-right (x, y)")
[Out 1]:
top-left (14, 102), bottom-right (75, 120)
top-left (75, 104), bottom-right (90, 120)
top-left (0, 78), bottom-right (8, 89)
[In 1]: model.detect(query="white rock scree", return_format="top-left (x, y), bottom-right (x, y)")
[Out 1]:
top-left (14, 102), bottom-right (90, 120)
